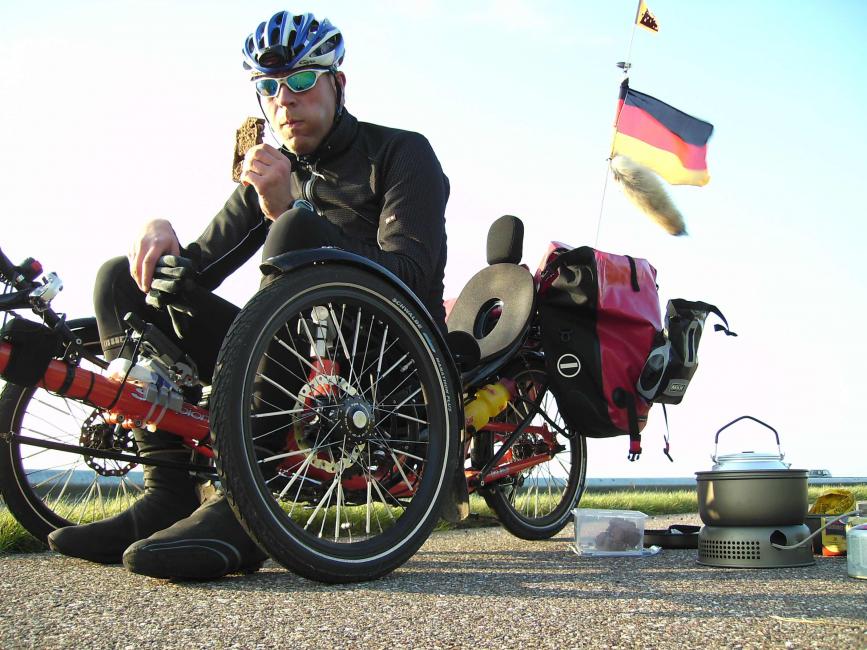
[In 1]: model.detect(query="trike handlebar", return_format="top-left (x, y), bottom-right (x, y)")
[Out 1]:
top-left (0, 247), bottom-right (43, 290)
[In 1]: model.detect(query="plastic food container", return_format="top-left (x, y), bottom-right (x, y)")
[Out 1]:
top-left (573, 508), bottom-right (647, 556)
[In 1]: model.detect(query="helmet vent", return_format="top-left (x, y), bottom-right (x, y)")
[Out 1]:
top-left (313, 35), bottom-right (339, 56)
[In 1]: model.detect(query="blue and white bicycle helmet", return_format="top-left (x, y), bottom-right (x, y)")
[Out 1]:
top-left (242, 11), bottom-right (345, 75)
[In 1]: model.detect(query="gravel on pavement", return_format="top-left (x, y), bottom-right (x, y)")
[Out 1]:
top-left (0, 514), bottom-right (865, 649)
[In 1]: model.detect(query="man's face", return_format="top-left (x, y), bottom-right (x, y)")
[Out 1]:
top-left (260, 69), bottom-right (345, 155)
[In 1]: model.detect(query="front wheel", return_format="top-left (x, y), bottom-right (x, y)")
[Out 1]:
top-left (0, 318), bottom-right (145, 543)
top-left (479, 356), bottom-right (587, 540)
top-left (211, 266), bottom-right (460, 583)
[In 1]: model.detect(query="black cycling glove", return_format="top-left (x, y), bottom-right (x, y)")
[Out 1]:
top-left (145, 245), bottom-right (203, 338)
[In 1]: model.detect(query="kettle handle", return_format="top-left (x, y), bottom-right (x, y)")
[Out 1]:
top-left (713, 415), bottom-right (782, 457)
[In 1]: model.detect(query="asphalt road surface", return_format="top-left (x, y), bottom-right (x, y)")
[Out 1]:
top-left (1, 514), bottom-right (864, 649)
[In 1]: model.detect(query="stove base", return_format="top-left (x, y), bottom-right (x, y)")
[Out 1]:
top-left (697, 524), bottom-right (815, 568)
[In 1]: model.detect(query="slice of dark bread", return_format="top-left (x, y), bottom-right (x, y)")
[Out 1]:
top-left (232, 117), bottom-right (265, 183)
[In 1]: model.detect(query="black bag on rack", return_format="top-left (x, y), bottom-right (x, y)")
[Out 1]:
top-left (0, 317), bottom-right (62, 387)
top-left (636, 299), bottom-right (736, 405)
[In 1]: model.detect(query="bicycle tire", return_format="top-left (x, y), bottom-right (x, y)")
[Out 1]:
top-left (479, 356), bottom-right (587, 540)
top-left (211, 266), bottom-right (460, 583)
top-left (0, 318), bottom-right (146, 544)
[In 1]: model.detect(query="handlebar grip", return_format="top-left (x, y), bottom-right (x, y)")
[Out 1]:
top-left (0, 249), bottom-right (42, 288)
top-left (0, 248), bottom-right (17, 284)
top-left (18, 257), bottom-right (43, 281)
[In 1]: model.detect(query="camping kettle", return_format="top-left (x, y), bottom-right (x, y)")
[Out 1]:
top-left (710, 416), bottom-right (791, 471)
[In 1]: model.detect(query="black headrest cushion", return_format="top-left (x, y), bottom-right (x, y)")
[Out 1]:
top-left (486, 215), bottom-right (524, 265)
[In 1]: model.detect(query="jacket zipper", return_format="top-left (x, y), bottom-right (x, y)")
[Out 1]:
top-left (301, 161), bottom-right (325, 214)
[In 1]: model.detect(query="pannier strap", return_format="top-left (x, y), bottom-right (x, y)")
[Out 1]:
top-left (57, 362), bottom-right (76, 396)
top-left (613, 388), bottom-right (643, 461)
top-left (625, 255), bottom-right (640, 292)
top-left (628, 436), bottom-right (642, 461)
top-left (669, 299), bottom-right (738, 336)
top-left (662, 403), bottom-right (674, 462)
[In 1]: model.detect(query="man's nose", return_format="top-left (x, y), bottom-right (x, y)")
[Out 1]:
top-left (275, 83), bottom-right (296, 106)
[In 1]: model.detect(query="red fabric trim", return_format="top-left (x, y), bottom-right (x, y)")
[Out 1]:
top-left (593, 250), bottom-right (660, 432)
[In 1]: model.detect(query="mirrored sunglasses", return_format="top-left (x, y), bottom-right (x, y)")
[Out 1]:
top-left (253, 68), bottom-right (330, 98)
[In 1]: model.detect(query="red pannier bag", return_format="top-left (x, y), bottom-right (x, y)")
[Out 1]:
top-left (538, 246), bottom-right (661, 460)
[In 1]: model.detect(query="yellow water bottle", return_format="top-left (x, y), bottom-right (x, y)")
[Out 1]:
top-left (464, 379), bottom-right (516, 433)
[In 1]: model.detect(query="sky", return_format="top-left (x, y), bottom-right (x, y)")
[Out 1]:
top-left (1, 1), bottom-right (865, 478)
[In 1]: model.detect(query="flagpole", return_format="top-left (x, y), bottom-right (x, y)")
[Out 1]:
top-left (593, 154), bottom-right (613, 247)
top-left (594, 2), bottom-right (641, 246)
top-left (622, 0), bottom-right (641, 78)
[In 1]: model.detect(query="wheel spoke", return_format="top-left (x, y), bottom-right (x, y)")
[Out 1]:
top-left (376, 408), bottom-right (427, 427)
top-left (328, 303), bottom-right (352, 367)
top-left (347, 306), bottom-right (362, 389)
top-left (372, 365), bottom-right (420, 411)
top-left (30, 467), bottom-right (76, 491)
top-left (371, 325), bottom-right (389, 404)
top-left (389, 451), bottom-right (416, 494)
top-left (275, 335), bottom-right (318, 377)
top-left (262, 349), bottom-right (309, 392)
top-left (53, 466), bottom-right (78, 504)
top-left (251, 407), bottom-right (306, 419)
top-left (31, 396), bottom-right (77, 419)
top-left (256, 371), bottom-right (306, 404)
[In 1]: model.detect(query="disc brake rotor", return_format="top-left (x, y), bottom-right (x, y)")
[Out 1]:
top-left (79, 410), bottom-right (137, 477)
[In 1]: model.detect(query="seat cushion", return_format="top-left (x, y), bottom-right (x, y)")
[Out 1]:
top-left (446, 264), bottom-right (535, 362)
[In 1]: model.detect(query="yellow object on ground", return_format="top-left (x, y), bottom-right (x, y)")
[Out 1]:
top-left (808, 489), bottom-right (855, 515)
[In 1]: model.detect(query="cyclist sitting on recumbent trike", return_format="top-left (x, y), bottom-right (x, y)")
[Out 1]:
top-left (46, 8), bottom-right (453, 582)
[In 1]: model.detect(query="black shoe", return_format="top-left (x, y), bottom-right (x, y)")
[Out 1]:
top-left (440, 463), bottom-right (470, 523)
top-left (47, 430), bottom-right (201, 564)
top-left (122, 495), bottom-right (268, 580)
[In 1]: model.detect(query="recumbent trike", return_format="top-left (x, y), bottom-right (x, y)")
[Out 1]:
top-left (0, 215), bottom-right (586, 583)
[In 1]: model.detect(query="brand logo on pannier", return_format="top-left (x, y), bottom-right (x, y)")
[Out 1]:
top-left (556, 353), bottom-right (581, 378)
top-left (664, 380), bottom-right (689, 395)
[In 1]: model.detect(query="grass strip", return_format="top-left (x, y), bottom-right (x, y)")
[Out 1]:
top-left (2, 484), bottom-right (864, 554)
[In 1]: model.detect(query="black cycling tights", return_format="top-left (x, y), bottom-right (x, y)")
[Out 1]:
top-left (94, 207), bottom-right (346, 382)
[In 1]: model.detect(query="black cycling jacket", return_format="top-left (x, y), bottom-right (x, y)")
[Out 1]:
top-left (185, 110), bottom-right (449, 324)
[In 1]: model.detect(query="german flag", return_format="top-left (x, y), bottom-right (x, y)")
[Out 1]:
top-left (612, 79), bottom-right (714, 186)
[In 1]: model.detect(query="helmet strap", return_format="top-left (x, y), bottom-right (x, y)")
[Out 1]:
top-left (330, 69), bottom-right (345, 122)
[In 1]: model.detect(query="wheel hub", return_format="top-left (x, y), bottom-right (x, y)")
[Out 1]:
top-left (291, 374), bottom-right (376, 472)
top-left (339, 398), bottom-right (374, 444)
